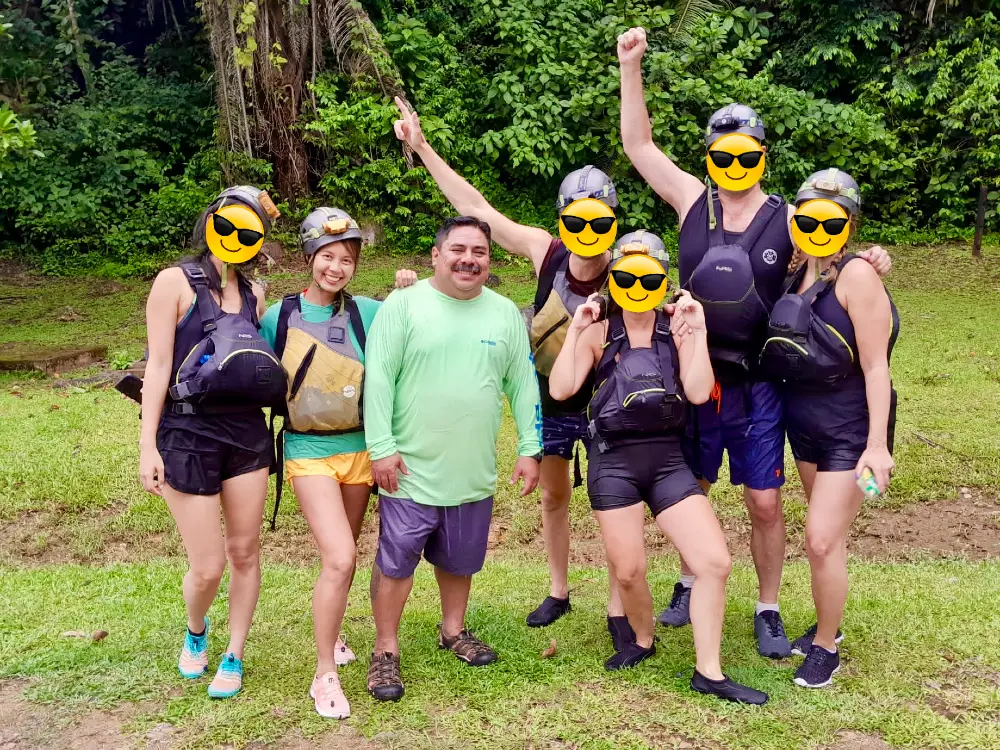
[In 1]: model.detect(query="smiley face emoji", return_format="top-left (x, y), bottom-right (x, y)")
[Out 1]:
top-left (791, 199), bottom-right (850, 257)
top-left (558, 198), bottom-right (617, 257)
top-left (706, 133), bottom-right (766, 191)
top-left (609, 253), bottom-right (668, 313)
top-left (205, 204), bottom-right (266, 264)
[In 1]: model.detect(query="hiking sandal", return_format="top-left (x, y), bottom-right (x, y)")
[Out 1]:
top-left (438, 626), bottom-right (498, 667)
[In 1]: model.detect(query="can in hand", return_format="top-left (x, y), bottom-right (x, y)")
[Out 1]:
top-left (856, 467), bottom-right (880, 500)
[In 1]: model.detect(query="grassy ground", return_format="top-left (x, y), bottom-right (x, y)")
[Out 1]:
top-left (2, 244), bottom-right (1000, 748)
top-left (3, 561), bottom-right (1000, 749)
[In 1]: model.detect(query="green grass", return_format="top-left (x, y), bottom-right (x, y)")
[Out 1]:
top-left (2, 560), bottom-right (999, 749)
top-left (3, 245), bottom-right (1000, 748)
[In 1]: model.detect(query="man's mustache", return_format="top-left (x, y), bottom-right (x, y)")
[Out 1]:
top-left (452, 263), bottom-right (482, 274)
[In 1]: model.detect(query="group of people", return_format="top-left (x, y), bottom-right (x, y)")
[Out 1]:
top-left (136, 26), bottom-right (899, 718)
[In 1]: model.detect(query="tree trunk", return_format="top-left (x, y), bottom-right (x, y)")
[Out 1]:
top-left (972, 185), bottom-right (986, 259)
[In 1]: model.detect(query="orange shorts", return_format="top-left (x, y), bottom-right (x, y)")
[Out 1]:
top-left (284, 451), bottom-right (373, 486)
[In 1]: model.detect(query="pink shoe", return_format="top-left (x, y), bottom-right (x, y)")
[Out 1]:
top-left (335, 635), bottom-right (356, 666)
top-left (310, 671), bottom-right (350, 719)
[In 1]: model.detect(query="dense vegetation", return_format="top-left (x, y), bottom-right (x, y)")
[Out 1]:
top-left (1, 0), bottom-right (998, 276)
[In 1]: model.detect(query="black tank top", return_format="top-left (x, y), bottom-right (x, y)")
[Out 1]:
top-left (678, 191), bottom-right (794, 312)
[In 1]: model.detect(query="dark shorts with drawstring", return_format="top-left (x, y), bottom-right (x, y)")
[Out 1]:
top-left (375, 495), bottom-right (494, 579)
top-left (681, 380), bottom-right (786, 491)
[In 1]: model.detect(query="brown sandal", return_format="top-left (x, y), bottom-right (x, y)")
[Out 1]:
top-left (438, 626), bottom-right (498, 667)
top-left (367, 651), bottom-right (404, 702)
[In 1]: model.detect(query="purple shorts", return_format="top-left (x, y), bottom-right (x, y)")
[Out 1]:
top-left (375, 495), bottom-right (494, 579)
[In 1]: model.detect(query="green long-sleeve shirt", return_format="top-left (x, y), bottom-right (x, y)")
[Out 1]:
top-left (364, 279), bottom-right (542, 507)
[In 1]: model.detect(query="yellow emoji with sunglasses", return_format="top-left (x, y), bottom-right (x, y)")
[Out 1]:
top-left (558, 197), bottom-right (617, 257)
top-left (608, 231), bottom-right (669, 313)
top-left (791, 169), bottom-right (861, 257)
top-left (204, 187), bottom-right (281, 265)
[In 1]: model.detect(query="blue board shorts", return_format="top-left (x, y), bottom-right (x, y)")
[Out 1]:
top-left (541, 414), bottom-right (589, 460)
top-left (681, 380), bottom-right (785, 491)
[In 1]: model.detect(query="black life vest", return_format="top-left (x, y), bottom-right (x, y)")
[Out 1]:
top-left (268, 292), bottom-right (371, 529)
top-left (683, 188), bottom-right (785, 372)
top-left (167, 263), bottom-right (286, 415)
top-left (586, 311), bottom-right (687, 453)
top-left (759, 256), bottom-right (900, 384)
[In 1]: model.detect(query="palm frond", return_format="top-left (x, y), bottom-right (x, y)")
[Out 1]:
top-left (669, 0), bottom-right (730, 46)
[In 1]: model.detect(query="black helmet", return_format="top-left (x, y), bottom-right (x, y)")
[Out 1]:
top-left (795, 169), bottom-right (861, 216)
top-left (613, 230), bottom-right (669, 274)
top-left (299, 207), bottom-right (363, 258)
top-left (556, 166), bottom-right (618, 213)
top-left (210, 186), bottom-right (281, 233)
top-left (705, 104), bottom-right (766, 148)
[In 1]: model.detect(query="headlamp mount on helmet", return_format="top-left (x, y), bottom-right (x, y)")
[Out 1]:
top-left (795, 168), bottom-right (862, 216)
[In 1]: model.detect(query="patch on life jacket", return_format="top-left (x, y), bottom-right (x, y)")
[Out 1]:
top-left (530, 289), bottom-right (572, 377)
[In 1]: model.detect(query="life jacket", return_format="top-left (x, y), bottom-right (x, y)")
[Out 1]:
top-left (683, 187), bottom-right (785, 372)
top-left (531, 243), bottom-right (599, 379)
top-left (167, 263), bottom-right (286, 415)
top-left (759, 255), bottom-right (900, 384)
top-left (268, 292), bottom-right (370, 529)
top-left (586, 311), bottom-right (687, 454)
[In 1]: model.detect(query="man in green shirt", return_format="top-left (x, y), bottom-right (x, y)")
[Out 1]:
top-left (363, 216), bottom-right (543, 702)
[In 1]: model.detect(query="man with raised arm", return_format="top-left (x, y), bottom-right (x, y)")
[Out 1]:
top-left (392, 98), bottom-right (639, 654)
top-left (616, 26), bottom-right (892, 659)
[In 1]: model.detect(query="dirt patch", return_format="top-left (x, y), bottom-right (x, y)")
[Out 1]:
top-left (924, 654), bottom-right (1000, 722)
top-left (821, 731), bottom-right (892, 750)
top-left (0, 679), bottom-right (159, 750)
top-left (850, 493), bottom-right (1000, 561)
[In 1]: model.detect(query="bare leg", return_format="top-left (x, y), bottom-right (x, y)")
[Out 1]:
top-left (804, 471), bottom-right (863, 651)
top-left (162, 485), bottom-right (227, 634)
top-left (342, 483), bottom-right (371, 543)
top-left (745, 486), bottom-right (785, 604)
top-left (595, 504), bottom-right (653, 648)
top-left (655, 494), bottom-right (732, 680)
top-left (676, 479), bottom-right (710, 578)
top-left (435, 567), bottom-right (473, 638)
top-left (219, 467), bottom-right (269, 659)
top-left (294, 475), bottom-right (357, 677)
top-left (539, 456), bottom-right (571, 599)
top-left (607, 557), bottom-right (625, 617)
top-left (371, 563), bottom-right (413, 656)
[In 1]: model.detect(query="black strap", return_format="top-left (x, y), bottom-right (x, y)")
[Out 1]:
top-left (707, 189), bottom-right (784, 252)
top-left (534, 242), bottom-right (568, 311)
top-left (270, 417), bottom-right (285, 530)
top-left (652, 310), bottom-right (681, 386)
top-left (237, 274), bottom-right (260, 328)
top-left (180, 263), bottom-right (217, 334)
top-left (595, 315), bottom-right (629, 385)
top-left (273, 294), bottom-right (301, 360)
top-left (573, 444), bottom-right (583, 488)
top-left (343, 294), bottom-right (367, 352)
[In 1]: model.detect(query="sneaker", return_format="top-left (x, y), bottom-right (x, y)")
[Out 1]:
top-left (310, 671), bottom-right (350, 718)
top-left (790, 623), bottom-right (845, 657)
top-left (335, 635), bottom-right (356, 666)
top-left (604, 640), bottom-right (655, 671)
top-left (367, 651), bottom-right (404, 702)
top-left (690, 670), bottom-right (769, 705)
top-left (794, 645), bottom-right (841, 688)
top-left (754, 610), bottom-right (791, 659)
top-left (207, 652), bottom-right (243, 699)
top-left (657, 582), bottom-right (692, 627)
top-left (526, 595), bottom-right (571, 628)
top-left (606, 615), bottom-right (636, 653)
top-left (178, 617), bottom-right (210, 679)
top-left (438, 626), bottom-right (498, 666)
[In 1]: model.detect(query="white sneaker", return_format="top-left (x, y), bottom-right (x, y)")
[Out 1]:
top-left (334, 635), bottom-right (356, 666)
top-left (310, 671), bottom-right (350, 719)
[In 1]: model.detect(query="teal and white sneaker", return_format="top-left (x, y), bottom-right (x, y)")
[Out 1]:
top-left (178, 618), bottom-right (210, 679)
top-left (207, 652), bottom-right (244, 699)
